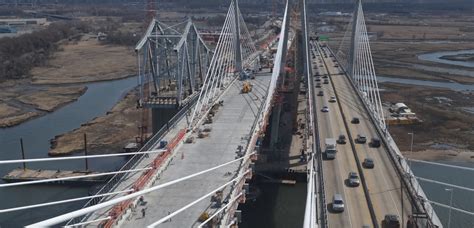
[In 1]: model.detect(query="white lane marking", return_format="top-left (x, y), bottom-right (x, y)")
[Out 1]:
top-left (336, 71), bottom-right (402, 218)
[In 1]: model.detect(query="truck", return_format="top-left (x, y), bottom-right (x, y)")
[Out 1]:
top-left (325, 138), bottom-right (337, 159)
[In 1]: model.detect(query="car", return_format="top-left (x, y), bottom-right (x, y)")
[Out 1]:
top-left (322, 75), bottom-right (328, 79)
top-left (317, 91), bottom-right (324, 96)
top-left (370, 138), bottom-right (381, 148)
top-left (351, 117), bottom-right (360, 124)
top-left (315, 78), bottom-right (321, 82)
top-left (347, 172), bottom-right (360, 187)
top-left (363, 158), bottom-right (374, 169)
top-left (329, 96), bottom-right (337, 103)
top-left (315, 83), bottom-right (321, 88)
top-left (332, 194), bottom-right (345, 212)
top-left (337, 134), bottom-right (346, 144)
top-left (383, 214), bottom-right (401, 228)
top-left (321, 106), bottom-right (329, 112)
top-left (356, 134), bottom-right (367, 143)
top-left (323, 79), bottom-right (329, 84)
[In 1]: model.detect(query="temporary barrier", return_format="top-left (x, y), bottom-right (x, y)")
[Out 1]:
top-left (100, 128), bottom-right (187, 227)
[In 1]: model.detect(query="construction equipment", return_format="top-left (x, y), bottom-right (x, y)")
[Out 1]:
top-left (241, 81), bottom-right (253, 93)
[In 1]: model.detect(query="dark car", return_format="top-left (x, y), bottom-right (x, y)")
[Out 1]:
top-left (316, 83), bottom-right (321, 88)
top-left (383, 214), bottom-right (400, 228)
top-left (363, 158), bottom-right (374, 169)
top-left (315, 78), bottom-right (321, 82)
top-left (317, 91), bottom-right (324, 96)
top-left (322, 75), bottom-right (328, 79)
top-left (355, 134), bottom-right (367, 144)
top-left (351, 117), bottom-right (360, 124)
top-left (370, 138), bottom-right (381, 148)
top-left (323, 79), bottom-right (329, 84)
top-left (337, 134), bottom-right (346, 144)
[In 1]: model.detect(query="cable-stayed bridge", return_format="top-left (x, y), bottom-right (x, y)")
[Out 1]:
top-left (0, 0), bottom-right (473, 228)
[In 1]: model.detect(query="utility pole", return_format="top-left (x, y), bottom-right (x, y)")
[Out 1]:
top-left (84, 133), bottom-right (89, 171)
top-left (445, 188), bottom-right (454, 228)
top-left (408, 132), bottom-right (414, 168)
top-left (20, 138), bottom-right (26, 170)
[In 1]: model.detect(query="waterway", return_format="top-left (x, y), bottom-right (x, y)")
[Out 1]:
top-left (241, 162), bottom-right (473, 228)
top-left (378, 76), bottom-right (474, 92)
top-left (0, 76), bottom-right (138, 227)
top-left (418, 50), bottom-right (474, 68)
top-left (411, 161), bottom-right (474, 228)
top-left (0, 71), bottom-right (472, 226)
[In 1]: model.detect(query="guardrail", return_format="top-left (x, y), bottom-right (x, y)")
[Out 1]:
top-left (308, 48), bottom-right (329, 228)
top-left (326, 46), bottom-right (442, 227)
top-left (66, 94), bottom-right (198, 225)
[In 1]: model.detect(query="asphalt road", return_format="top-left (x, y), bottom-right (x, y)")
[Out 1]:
top-left (311, 41), bottom-right (412, 228)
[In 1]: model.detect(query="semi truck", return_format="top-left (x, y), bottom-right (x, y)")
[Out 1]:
top-left (325, 138), bottom-right (337, 159)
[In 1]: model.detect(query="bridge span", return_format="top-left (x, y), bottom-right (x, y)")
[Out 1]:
top-left (5, 0), bottom-right (473, 227)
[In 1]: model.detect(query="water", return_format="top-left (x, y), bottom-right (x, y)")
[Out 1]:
top-left (0, 76), bottom-right (137, 227)
top-left (418, 50), bottom-right (474, 68)
top-left (411, 161), bottom-right (474, 228)
top-left (239, 182), bottom-right (307, 228)
top-left (240, 163), bottom-right (473, 228)
top-left (378, 76), bottom-right (474, 92)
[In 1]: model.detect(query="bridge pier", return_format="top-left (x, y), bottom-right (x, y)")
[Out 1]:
top-left (151, 107), bottom-right (179, 134)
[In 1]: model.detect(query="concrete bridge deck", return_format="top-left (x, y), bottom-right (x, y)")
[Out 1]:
top-left (83, 71), bottom-right (271, 227)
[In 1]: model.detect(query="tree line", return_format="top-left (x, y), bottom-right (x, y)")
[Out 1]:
top-left (0, 21), bottom-right (89, 81)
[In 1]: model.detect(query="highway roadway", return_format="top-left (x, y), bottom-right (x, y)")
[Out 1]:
top-left (310, 41), bottom-right (372, 228)
top-left (310, 40), bottom-right (413, 228)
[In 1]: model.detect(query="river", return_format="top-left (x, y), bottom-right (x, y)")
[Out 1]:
top-left (1, 57), bottom-right (473, 226)
top-left (418, 50), bottom-right (474, 68)
top-left (240, 162), bottom-right (473, 228)
top-left (0, 76), bottom-right (137, 227)
top-left (378, 76), bottom-right (474, 92)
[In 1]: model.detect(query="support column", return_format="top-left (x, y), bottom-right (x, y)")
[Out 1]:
top-left (151, 107), bottom-right (179, 133)
top-left (348, 0), bottom-right (361, 79)
top-left (233, 0), bottom-right (243, 77)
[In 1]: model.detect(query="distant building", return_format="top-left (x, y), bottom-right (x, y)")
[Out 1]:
top-left (390, 103), bottom-right (415, 117)
top-left (0, 18), bottom-right (47, 26)
top-left (0, 26), bottom-right (17, 33)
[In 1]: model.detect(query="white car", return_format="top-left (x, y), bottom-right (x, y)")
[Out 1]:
top-left (329, 96), bottom-right (337, 103)
top-left (332, 194), bottom-right (345, 212)
top-left (321, 106), bottom-right (329, 112)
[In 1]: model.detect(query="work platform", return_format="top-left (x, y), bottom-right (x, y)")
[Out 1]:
top-left (79, 71), bottom-right (272, 227)
top-left (2, 168), bottom-right (106, 185)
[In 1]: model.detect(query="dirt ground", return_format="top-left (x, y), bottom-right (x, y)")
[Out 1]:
top-left (0, 102), bottom-right (39, 127)
top-left (404, 149), bottom-right (474, 162)
top-left (0, 37), bottom-right (137, 128)
top-left (49, 88), bottom-right (141, 156)
top-left (17, 87), bottom-right (87, 112)
top-left (380, 83), bottom-right (474, 162)
top-left (31, 38), bottom-right (136, 84)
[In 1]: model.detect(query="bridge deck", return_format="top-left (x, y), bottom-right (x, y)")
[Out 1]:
top-left (84, 71), bottom-right (271, 227)
top-left (312, 42), bottom-right (412, 227)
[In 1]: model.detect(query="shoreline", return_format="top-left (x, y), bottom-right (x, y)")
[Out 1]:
top-left (0, 74), bottom-right (136, 129)
top-left (404, 149), bottom-right (474, 163)
top-left (48, 87), bottom-right (140, 156)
